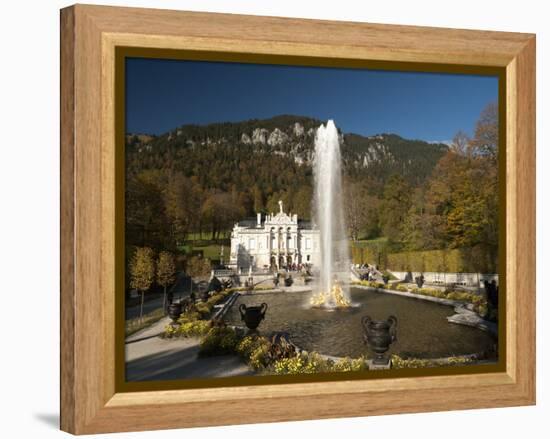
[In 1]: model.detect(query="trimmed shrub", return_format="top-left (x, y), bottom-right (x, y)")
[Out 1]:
top-left (248, 343), bottom-right (271, 370)
top-left (351, 242), bottom-right (496, 273)
top-left (331, 356), bottom-right (368, 372)
top-left (446, 291), bottom-right (475, 301)
top-left (164, 320), bottom-right (210, 338)
top-left (195, 302), bottom-right (212, 317)
top-left (390, 355), bottom-right (431, 369)
top-left (385, 246), bottom-right (496, 273)
top-left (271, 352), bottom-right (368, 375)
top-left (199, 326), bottom-right (239, 356)
top-left (236, 335), bottom-right (271, 369)
top-left (272, 353), bottom-right (325, 375)
top-left (178, 311), bottom-right (201, 323)
top-left (446, 356), bottom-right (474, 366)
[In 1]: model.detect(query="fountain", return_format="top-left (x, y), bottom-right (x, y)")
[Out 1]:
top-left (310, 120), bottom-right (351, 308)
top-left (225, 287), bottom-right (497, 359)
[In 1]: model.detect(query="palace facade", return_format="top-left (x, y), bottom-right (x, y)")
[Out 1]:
top-left (228, 201), bottom-right (319, 271)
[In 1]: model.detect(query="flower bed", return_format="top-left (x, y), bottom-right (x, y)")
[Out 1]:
top-left (162, 286), bottom-right (486, 374)
top-left (271, 353), bottom-right (368, 375)
top-left (390, 354), bottom-right (474, 369)
top-left (198, 326), bottom-right (369, 374)
top-left (162, 289), bottom-right (235, 337)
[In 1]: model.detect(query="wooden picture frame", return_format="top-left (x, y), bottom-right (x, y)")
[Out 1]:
top-left (60, 4), bottom-right (536, 434)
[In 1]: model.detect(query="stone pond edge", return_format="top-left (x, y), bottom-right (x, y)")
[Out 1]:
top-left (215, 285), bottom-right (497, 365)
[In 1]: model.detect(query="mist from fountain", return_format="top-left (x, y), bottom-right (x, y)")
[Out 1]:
top-left (311, 120), bottom-right (351, 308)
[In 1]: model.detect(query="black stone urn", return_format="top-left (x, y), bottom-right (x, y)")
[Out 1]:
top-left (239, 303), bottom-right (268, 331)
top-left (197, 280), bottom-right (210, 302)
top-left (168, 302), bottom-right (183, 327)
top-left (361, 315), bottom-right (397, 365)
top-left (198, 287), bottom-right (211, 302)
top-left (415, 274), bottom-right (425, 288)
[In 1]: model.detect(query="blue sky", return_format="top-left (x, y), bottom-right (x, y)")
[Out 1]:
top-left (126, 57), bottom-right (498, 142)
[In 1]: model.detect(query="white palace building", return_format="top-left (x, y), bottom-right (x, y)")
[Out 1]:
top-left (228, 201), bottom-right (320, 271)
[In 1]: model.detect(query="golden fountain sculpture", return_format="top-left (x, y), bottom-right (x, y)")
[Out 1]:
top-left (310, 280), bottom-right (351, 308)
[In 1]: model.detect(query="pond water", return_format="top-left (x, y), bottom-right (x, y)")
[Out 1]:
top-left (224, 287), bottom-right (497, 359)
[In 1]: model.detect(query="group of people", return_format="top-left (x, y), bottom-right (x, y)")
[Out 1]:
top-left (359, 271), bottom-right (372, 281)
top-left (356, 263), bottom-right (379, 281)
top-left (272, 273), bottom-right (294, 287)
top-left (271, 262), bottom-right (312, 273)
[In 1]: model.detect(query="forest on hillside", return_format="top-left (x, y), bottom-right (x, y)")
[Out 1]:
top-left (125, 104), bottom-right (499, 271)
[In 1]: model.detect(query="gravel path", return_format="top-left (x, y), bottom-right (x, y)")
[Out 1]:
top-left (125, 316), bottom-right (171, 343)
top-left (126, 336), bottom-right (254, 381)
top-left (125, 322), bottom-right (254, 381)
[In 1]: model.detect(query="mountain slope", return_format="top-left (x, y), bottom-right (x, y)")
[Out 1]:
top-left (126, 114), bottom-right (448, 192)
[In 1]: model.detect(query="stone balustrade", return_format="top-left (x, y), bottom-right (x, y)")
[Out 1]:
top-left (389, 271), bottom-right (498, 287)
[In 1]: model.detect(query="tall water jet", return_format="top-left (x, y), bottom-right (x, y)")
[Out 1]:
top-left (310, 120), bottom-right (351, 308)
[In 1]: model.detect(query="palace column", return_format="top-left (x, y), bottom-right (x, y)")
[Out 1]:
top-left (268, 229), bottom-right (272, 268)
top-left (287, 230), bottom-right (293, 264)
top-left (276, 228), bottom-right (280, 270)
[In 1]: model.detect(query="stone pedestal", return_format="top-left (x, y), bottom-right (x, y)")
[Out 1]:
top-left (367, 359), bottom-right (391, 370)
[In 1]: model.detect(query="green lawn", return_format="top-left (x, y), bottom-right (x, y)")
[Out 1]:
top-left (175, 230), bottom-right (232, 261)
top-left (194, 243), bottom-right (226, 260)
top-left (185, 231), bottom-right (231, 241)
top-left (125, 308), bottom-right (165, 337)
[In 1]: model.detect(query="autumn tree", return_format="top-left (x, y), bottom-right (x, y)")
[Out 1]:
top-left (129, 247), bottom-right (155, 322)
top-left (186, 255), bottom-right (212, 278)
top-left (418, 107), bottom-right (498, 266)
top-left (157, 251), bottom-right (176, 312)
top-left (163, 174), bottom-right (189, 247)
top-left (233, 186), bottom-right (253, 220)
top-left (401, 187), bottom-right (442, 251)
top-left (399, 101), bottom-right (499, 261)
top-left (450, 130), bottom-right (471, 156)
top-left (252, 184), bottom-right (265, 213)
top-left (469, 102), bottom-right (498, 161)
top-left (125, 170), bottom-right (169, 250)
top-left (201, 190), bottom-right (245, 240)
top-left (291, 185), bottom-right (313, 220)
top-left (163, 172), bottom-right (203, 246)
top-left (379, 174), bottom-right (412, 243)
top-left (343, 179), bottom-right (379, 241)
top-left (427, 150), bottom-right (497, 252)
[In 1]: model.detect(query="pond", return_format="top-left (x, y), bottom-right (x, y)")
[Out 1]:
top-left (224, 287), bottom-right (497, 359)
